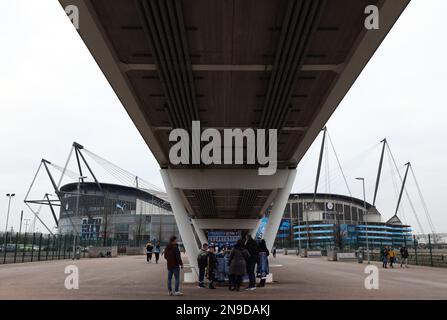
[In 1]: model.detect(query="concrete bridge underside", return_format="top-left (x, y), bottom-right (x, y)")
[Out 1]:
top-left (59, 0), bottom-right (410, 274)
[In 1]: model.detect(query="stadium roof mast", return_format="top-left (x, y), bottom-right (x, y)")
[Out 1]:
top-left (312, 127), bottom-right (327, 204)
top-left (393, 162), bottom-right (411, 219)
top-left (372, 138), bottom-right (387, 207)
top-left (72, 142), bottom-right (103, 192)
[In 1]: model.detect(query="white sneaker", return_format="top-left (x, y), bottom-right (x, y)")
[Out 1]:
top-left (249, 287), bottom-right (256, 291)
top-left (174, 291), bottom-right (183, 296)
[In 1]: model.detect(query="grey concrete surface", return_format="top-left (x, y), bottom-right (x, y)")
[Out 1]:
top-left (0, 254), bottom-right (446, 300)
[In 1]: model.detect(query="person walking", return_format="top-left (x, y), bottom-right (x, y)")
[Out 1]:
top-left (207, 245), bottom-right (217, 289)
top-left (400, 246), bottom-right (409, 268)
top-left (154, 243), bottom-right (161, 264)
top-left (228, 240), bottom-right (250, 291)
top-left (272, 245), bottom-right (277, 258)
top-left (381, 245), bottom-right (389, 268)
top-left (389, 247), bottom-right (396, 268)
top-left (197, 243), bottom-right (209, 288)
top-left (164, 236), bottom-right (183, 296)
top-left (146, 242), bottom-right (154, 263)
top-left (257, 239), bottom-right (270, 287)
top-left (245, 234), bottom-right (258, 290)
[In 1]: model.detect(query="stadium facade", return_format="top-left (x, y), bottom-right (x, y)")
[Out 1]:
top-left (274, 193), bottom-right (412, 249)
top-left (58, 182), bottom-right (412, 249)
top-left (58, 182), bottom-right (180, 244)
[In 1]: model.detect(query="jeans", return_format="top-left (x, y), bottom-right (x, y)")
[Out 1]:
top-left (198, 267), bottom-right (206, 285)
top-left (401, 257), bottom-right (408, 267)
top-left (382, 257), bottom-right (388, 268)
top-left (246, 262), bottom-right (256, 288)
top-left (167, 267), bottom-right (180, 292)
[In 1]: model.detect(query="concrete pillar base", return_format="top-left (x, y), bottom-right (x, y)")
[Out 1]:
top-left (183, 271), bottom-right (198, 283)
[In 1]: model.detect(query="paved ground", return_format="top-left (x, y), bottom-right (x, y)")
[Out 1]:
top-left (1, 254), bottom-right (446, 299)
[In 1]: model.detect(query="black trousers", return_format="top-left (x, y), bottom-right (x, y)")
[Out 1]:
top-left (246, 262), bottom-right (256, 288)
top-left (198, 267), bottom-right (206, 284)
top-left (155, 252), bottom-right (160, 263)
top-left (229, 275), bottom-right (243, 289)
top-left (146, 252), bottom-right (153, 262)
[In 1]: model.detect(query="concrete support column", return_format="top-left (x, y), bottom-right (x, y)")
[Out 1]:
top-left (263, 169), bottom-right (297, 251)
top-left (250, 219), bottom-right (262, 239)
top-left (191, 219), bottom-right (208, 247)
top-left (161, 169), bottom-right (199, 275)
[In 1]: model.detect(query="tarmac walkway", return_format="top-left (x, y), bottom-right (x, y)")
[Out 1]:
top-left (1, 253), bottom-right (446, 299)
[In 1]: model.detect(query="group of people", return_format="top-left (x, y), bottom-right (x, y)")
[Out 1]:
top-left (145, 242), bottom-right (161, 264)
top-left (381, 245), bottom-right (409, 268)
top-left (197, 234), bottom-right (270, 291)
top-left (156, 234), bottom-right (273, 296)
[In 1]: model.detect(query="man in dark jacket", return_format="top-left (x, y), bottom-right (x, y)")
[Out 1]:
top-left (228, 240), bottom-right (250, 291)
top-left (207, 245), bottom-right (217, 289)
top-left (257, 239), bottom-right (270, 287)
top-left (381, 246), bottom-right (389, 268)
top-left (146, 242), bottom-right (153, 263)
top-left (197, 243), bottom-right (208, 288)
top-left (164, 236), bottom-right (183, 296)
top-left (245, 234), bottom-right (258, 290)
top-left (400, 246), bottom-right (409, 268)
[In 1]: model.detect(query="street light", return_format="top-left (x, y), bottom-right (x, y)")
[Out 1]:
top-left (355, 178), bottom-right (370, 264)
top-left (5, 193), bottom-right (15, 235)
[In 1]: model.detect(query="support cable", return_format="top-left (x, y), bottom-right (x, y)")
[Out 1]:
top-left (409, 165), bottom-right (436, 236)
top-left (57, 146), bottom-right (74, 189)
top-left (327, 131), bottom-right (352, 196)
top-left (386, 143), bottom-right (424, 234)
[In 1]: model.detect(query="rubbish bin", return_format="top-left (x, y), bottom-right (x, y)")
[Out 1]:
top-left (357, 251), bottom-right (363, 263)
top-left (74, 247), bottom-right (81, 260)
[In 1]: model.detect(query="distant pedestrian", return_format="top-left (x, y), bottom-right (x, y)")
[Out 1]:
top-left (257, 239), bottom-right (270, 287)
top-left (197, 243), bottom-right (209, 288)
top-left (272, 245), bottom-right (277, 258)
top-left (164, 236), bottom-right (183, 296)
top-left (207, 245), bottom-right (217, 289)
top-left (154, 243), bottom-right (161, 264)
top-left (245, 234), bottom-right (259, 290)
top-left (400, 246), bottom-right (409, 268)
top-left (389, 248), bottom-right (396, 268)
top-left (228, 240), bottom-right (250, 291)
top-left (381, 246), bottom-right (389, 268)
top-left (146, 242), bottom-right (154, 263)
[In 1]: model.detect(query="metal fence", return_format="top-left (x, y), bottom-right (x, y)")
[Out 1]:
top-left (282, 234), bottom-right (447, 268)
top-left (0, 232), bottom-right (155, 265)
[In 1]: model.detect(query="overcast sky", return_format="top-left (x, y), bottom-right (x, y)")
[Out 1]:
top-left (0, 0), bottom-right (445, 234)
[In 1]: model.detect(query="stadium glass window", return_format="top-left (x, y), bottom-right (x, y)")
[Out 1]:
top-left (352, 207), bottom-right (358, 221)
top-left (298, 203), bottom-right (303, 221)
top-left (284, 203), bottom-right (290, 216)
top-left (343, 205), bottom-right (352, 222)
top-left (335, 203), bottom-right (343, 213)
top-left (292, 202), bottom-right (299, 219)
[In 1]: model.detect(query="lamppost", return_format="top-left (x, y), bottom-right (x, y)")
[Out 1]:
top-left (73, 176), bottom-right (87, 259)
top-left (5, 193), bottom-right (15, 235)
top-left (356, 178), bottom-right (370, 264)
